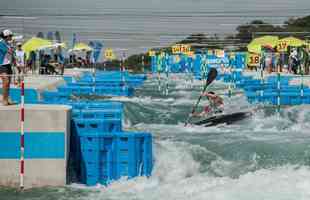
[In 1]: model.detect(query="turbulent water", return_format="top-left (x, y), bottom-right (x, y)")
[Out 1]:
top-left (2, 74), bottom-right (310, 199)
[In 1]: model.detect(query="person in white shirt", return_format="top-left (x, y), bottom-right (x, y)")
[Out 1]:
top-left (15, 42), bottom-right (26, 84)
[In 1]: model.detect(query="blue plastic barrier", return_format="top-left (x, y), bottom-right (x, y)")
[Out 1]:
top-left (41, 91), bottom-right (70, 103)
top-left (0, 88), bottom-right (39, 104)
top-left (79, 132), bottom-right (153, 186)
top-left (69, 101), bottom-right (123, 110)
top-left (72, 119), bottom-right (122, 136)
top-left (72, 109), bottom-right (122, 120)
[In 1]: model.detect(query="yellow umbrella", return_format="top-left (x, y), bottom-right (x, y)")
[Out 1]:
top-left (71, 43), bottom-right (93, 52)
top-left (247, 42), bottom-right (262, 54)
top-left (22, 37), bottom-right (52, 53)
top-left (277, 36), bottom-right (305, 52)
top-left (38, 42), bottom-right (67, 50)
top-left (278, 36), bottom-right (305, 47)
top-left (251, 36), bottom-right (279, 48)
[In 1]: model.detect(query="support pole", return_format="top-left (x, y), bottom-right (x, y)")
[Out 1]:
top-left (20, 77), bottom-right (25, 190)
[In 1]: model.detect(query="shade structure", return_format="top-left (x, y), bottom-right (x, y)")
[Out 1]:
top-left (247, 42), bottom-right (262, 54)
top-left (278, 36), bottom-right (305, 47)
top-left (247, 36), bottom-right (279, 53)
top-left (251, 36), bottom-right (279, 48)
top-left (277, 36), bottom-right (306, 51)
top-left (22, 37), bottom-right (52, 53)
top-left (70, 43), bottom-right (93, 52)
top-left (40, 42), bottom-right (67, 50)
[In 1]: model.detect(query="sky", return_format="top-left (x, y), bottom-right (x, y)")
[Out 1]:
top-left (1, 0), bottom-right (310, 15)
top-left (0, 0), bottom-right (309, 55)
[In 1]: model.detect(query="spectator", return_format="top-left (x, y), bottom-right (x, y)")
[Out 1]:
top-left (305, 47), bottom-right (310, 75)
top-left (279, 51), bottom-right (286, 72)
top-left (41, 54), bottom-right (57, 75)
top-left (300, 47), bottom-right (308, 74)
top-left (0, 29), bottom-right (15, 105)
top-left (28, 51), bottom-right (37, 73)
top-left (290, 48), bottom-right (299, 74)
top-left (265, 51), bottom-right (273, 73)
top-left (273, 52), bottom-right (280, 72)
top-left (15, 42), bottom-right (26, 85)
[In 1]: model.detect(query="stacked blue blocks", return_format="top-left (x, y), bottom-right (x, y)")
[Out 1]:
top-left (0, 88), bottom-right (39, 104)
top-left (79, 133), bottom-right (152, 186)
top-left (41, 71), bottom-right (147, 104)
top-left (71, 101), bottom-right (153, 186)
top-left (220, 72), bottom-right (310, 106)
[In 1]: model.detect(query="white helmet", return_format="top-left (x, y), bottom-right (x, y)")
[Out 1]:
top-left (2, 29), bottom-right (13, 37)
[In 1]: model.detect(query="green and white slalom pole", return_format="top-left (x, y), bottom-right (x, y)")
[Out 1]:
top-left (276, 67), bottom-right (281, 115)
top-left (164, 60), bottom-right (169, 96)
top-left (259, 52), bottom-right (264, 103)
top-left (157, 56), bottom-right (162, 92)
top-left (121, 52), bottom-right (126, 93)
top-left (201, 55), bottom-right (207, 90)
top-left (301, 69), bottom-right (304, 102)
top-left (92, 62), bottom-right (96, 94)
top-left (157, 71), bottom-right (161, 91)
top-left (142, 55), bottom-right (145, 73)
top-left (228, 67), bottom-right (233, 98)
top-left (190, 59), bottom-right (194, 89)
top-left (185, 56), bottom-right (190, 89)
top-left (185, 68), bottom-right (190, 89)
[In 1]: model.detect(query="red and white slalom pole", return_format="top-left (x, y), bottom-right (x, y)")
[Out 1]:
top-left (20, 78), bottom-right (25, 189)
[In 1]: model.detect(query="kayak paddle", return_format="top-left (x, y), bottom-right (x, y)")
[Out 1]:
top-left (184, 68), bottom-right (218, 126)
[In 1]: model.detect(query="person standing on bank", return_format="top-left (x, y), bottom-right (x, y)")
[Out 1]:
top-left (0, 29), bottom-right (15, 106)
top-left (15, 42), bottom-right (26, 85)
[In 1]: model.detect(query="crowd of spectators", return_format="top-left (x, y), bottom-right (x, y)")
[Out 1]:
top-left (258, 46), bottom-right (310, 75)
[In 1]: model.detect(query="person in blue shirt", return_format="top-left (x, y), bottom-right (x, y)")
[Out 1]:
top-left (0, 29), bottom-right (15, 105)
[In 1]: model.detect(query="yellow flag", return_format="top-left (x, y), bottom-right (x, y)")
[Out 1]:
top-left (186, 51), bottom-right (195, 58)
top-left (207, 50), bottom-right (214, 55)
top-left (174, 55), bottom-right (180, 63)
top-left (148, 50), bottom-right (156, 57)
top-left (215, 49), bottom-right (225, 58)
top-left (180, 44), bottom-right (191, 54)
top-left (172, 44), bottom-right (181, 54)
top-left (105, 48), bottom-right (115, 60)
top-left (160, 51), bottom-right (166, 58)
top-left (277, 41), bottom-right (288, 52)
top-left (247, 53), bottom-right (260, 67)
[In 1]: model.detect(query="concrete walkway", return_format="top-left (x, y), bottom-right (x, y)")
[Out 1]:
top-left (0, 68), bottom-right (91, 105)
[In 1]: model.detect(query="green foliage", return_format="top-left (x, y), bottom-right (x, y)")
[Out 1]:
top-left (123, 15), bottom-right (310, 72)
top-left (125, 53), bottom-right (151, 72)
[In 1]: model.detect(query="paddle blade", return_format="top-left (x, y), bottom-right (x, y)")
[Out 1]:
top-left (206, 68), bottom-right (218, 86)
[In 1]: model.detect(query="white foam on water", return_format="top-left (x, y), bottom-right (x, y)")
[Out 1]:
top-left (69, 74), bottom-right (310, 200)
top-left (72, 140), bottom-right (310, 200)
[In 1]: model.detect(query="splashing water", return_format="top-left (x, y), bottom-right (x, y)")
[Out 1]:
top-left (2, 73), bottom-right (310, 200)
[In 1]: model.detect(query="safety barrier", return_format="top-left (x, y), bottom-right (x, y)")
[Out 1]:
top-left (79, 132), bottom-right (152, 186)
top-left (0, 88), bottom-right (39, 104)
top-left (72, 119), bottom-right (122, 135)
top-left (69, 101), bottom-right (124, 110)
top-left (0, 71), bottom-right (152, 188)
top-left (72, 109), bottom-right (123, 120)
top-left (57, 85), bottom-right (134, 97)
top-left (41, 91), bottom-right (70, 103)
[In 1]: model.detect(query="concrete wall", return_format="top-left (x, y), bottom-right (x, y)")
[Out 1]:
top-left (0, 104), bottom-right (71, 188)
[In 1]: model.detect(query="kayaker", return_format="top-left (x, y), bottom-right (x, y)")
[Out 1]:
top-left (191, 91), bottom-right (224, 117)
